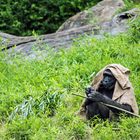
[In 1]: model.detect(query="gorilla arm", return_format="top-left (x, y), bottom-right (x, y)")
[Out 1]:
top-left (87, 91), bottom-right (133, 114)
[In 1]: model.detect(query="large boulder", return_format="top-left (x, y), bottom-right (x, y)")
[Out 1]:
top-left (57, 0), bottom-right (124, 32)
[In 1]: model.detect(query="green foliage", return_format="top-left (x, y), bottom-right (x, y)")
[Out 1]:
top-left (5, 86), bottom-right (62, 121)
top-left (0, 17), bottom-right (140, 139)
top-left (117, 0), bottom-right (140, 14)
top-left (122, 0), bottom-right (136, 11)
top-left (0, 0), bottom-right (101, 36)
top-left (128, 15), bottom-right (140, 43)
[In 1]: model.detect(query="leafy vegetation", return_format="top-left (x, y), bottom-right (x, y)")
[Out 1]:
top-left (0, 0), bottom-right (101, 36)
top-left (0, 16), bottom-right (140, 139)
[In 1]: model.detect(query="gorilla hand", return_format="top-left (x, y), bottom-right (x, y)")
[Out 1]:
top-left (88, 91), bottom-right (105, 102)
top-left (84, 86), bottom-right (95, 106)
top-left (85, 87), bottom-right (104, 105)
top-left (85, 86), bottom-right (95, 96)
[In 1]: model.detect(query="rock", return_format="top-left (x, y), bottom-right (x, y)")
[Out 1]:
top-left (1, 25), bottom-right (98, 53)
top-left (0, 32), bottom-right (36, 50)
top-left (57, 0), bottom-right (124, 32)
top-left (99, 8), bottom-right (140, 35)
top-left (113, 8), bottom-right (140, 24)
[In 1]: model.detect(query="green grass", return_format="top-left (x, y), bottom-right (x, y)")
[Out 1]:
top-left (0, 21), bottom-right (140, 139)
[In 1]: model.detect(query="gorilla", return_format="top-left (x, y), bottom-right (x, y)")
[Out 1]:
top-left (78, 64), bottom-right (139, 120)
top-left (85, 69), bottom-right (132, 120)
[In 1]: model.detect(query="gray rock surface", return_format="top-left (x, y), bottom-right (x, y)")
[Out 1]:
top-left (57, 0), bottom-right (124, 32)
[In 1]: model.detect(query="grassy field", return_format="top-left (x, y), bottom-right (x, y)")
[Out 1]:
top-left (0, 7), bottom-right (140, 140)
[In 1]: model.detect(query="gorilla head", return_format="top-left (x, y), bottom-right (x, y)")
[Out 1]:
top-left (100, 69), bottom-right (116, 90)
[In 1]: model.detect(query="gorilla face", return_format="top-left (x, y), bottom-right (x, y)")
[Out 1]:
top-left (100, 69), bottom-right (116, 90)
